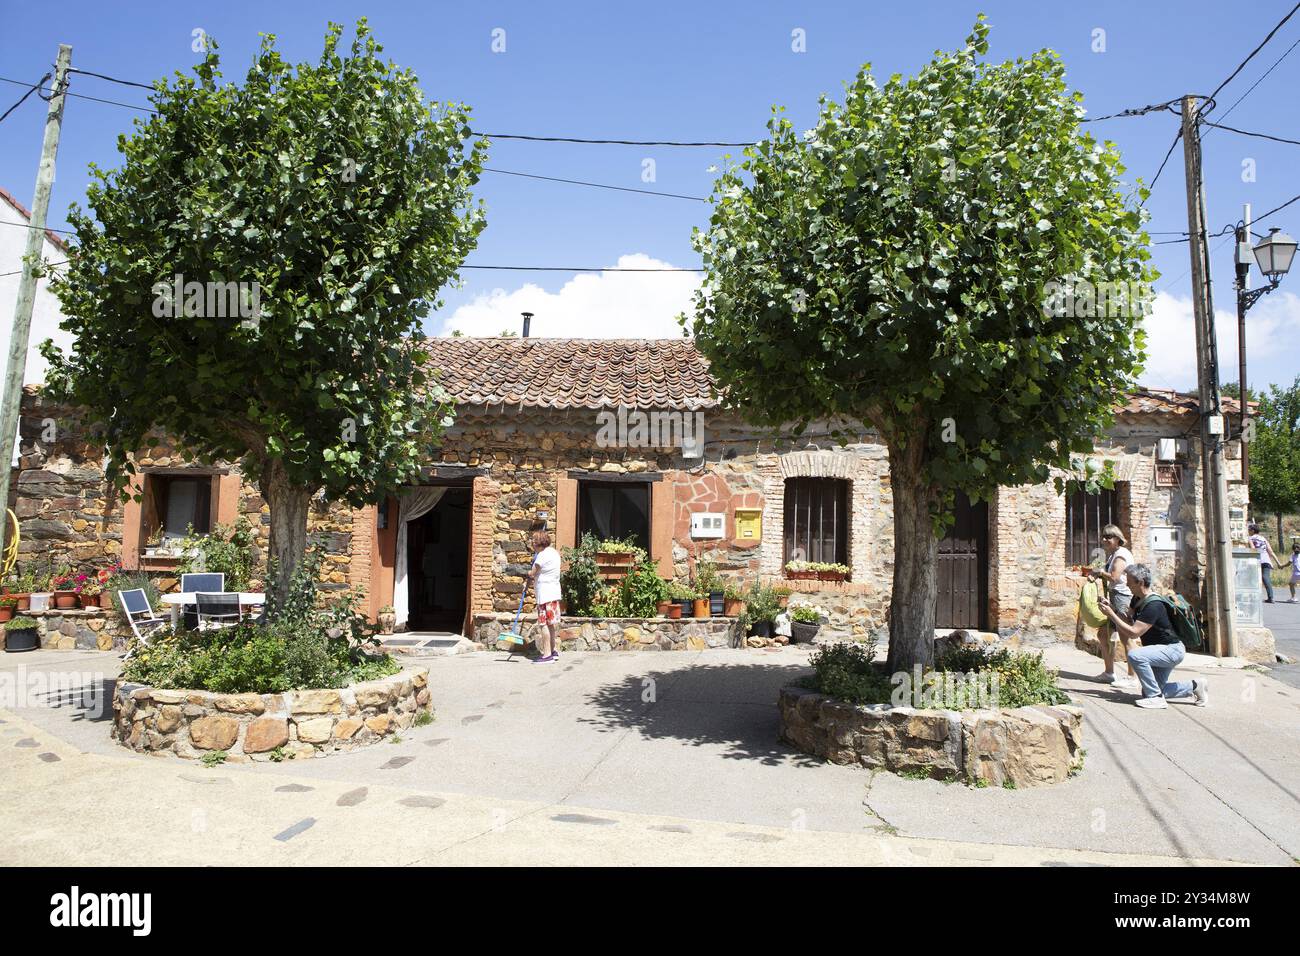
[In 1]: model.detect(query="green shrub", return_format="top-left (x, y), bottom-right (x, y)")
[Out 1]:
top-left (178, 517), bottom-right (256, 591)
top-left (619, 558), bottom-right (667, 616)
top-left (561, 533), bottom-right (603, 616)
top-left (109, 572), bottom-right (161, 615)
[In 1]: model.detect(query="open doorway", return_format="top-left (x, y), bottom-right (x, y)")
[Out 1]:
top-left (406, 487), bottom-right (471, 632)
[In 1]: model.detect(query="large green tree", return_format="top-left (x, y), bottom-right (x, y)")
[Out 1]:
top-left (687, 18), bottom-right (1154, 671)
top-left (1249, 377), bottom-right (1300, 547)
top-left (42, 20), bottom-right (486, 604)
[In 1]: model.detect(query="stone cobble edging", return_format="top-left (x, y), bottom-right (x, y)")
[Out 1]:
top-left (471, 613), bottom-right (743, 651)
top-left (112, 667), bottom-right (431, 761)
top-left (778, 684), bottom-right (1084, 788)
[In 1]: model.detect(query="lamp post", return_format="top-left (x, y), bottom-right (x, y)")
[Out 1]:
top-left (1234, 213), bottom-right (1296, 485)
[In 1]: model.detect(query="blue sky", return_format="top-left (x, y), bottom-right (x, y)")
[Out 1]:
top-left (1, 1), bottom-right (1297, 390)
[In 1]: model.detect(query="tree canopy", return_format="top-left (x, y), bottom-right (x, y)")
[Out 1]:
top-left (686, 17), bottom-right (1155, 669)
top-left (42, 20), bottom-right (486, 600)
top-left (1249, 376), bottom-right (1300, 535)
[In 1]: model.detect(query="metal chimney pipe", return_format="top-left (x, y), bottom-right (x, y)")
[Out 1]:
top-left (521, 312), bottom-right (533, 338)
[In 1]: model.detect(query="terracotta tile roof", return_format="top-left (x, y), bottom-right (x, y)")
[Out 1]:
top-left (423, 337), bottom-right (718, 410)
top-left (425, 337), bottom-right (1249, 418)
top-left (0, 185), bottom-right (69, 253)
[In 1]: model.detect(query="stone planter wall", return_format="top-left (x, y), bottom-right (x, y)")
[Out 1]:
top-left (112, 667), bottom-right (430, 761)
top-left (778, 684), bottom-right (1084, 788)
top-left (18, 607), bottom-right (133, 651)
top-left (471, 613), bottom-right (742, 651)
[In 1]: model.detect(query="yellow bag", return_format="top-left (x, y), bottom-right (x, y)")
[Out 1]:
top-left (1078, 580), bottom-right (1107, 628)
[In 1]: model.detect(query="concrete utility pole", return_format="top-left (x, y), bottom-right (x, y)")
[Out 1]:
top-left (0, 44), bottom-right (72, 560)
top-left (1180, 95), bottom-right (1237, 658)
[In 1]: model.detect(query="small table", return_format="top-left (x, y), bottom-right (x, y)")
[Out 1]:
top-left (160, 592), bottom-right (266, 627)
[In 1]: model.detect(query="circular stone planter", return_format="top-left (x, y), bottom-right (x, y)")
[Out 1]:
top-left (112, 667), bottom-right (431, 762)
top-left (778, 684), bottom-right (1084, 789)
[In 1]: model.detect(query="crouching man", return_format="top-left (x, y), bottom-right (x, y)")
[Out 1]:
top-left (1098, 563), bottom-right (1207, 710)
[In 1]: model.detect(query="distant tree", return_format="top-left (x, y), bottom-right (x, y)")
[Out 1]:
top-left (686, 18), bottom-right (1153, 670)
top-left (41, 20), bottom-right (487, 606)
top-left (1249, 376), bottom-right (1300, 549)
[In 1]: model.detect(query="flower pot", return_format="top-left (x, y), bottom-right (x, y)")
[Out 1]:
top-left (11, 593), bottom-right (30, 611)
top-left (53, 593), bottom-right (79, 610)
top-left (723, 598), bottom-right (744, 616)
top-left (0, 607), bottom-right (13, 623)
top-left (377, 610), bottom-right (396, 635)
top-left (790, 621), bottom-right (821, 644)
top-left (708, 590), bottom-right (725, 616)
top-left (655, 601), bottom-right (673, 617)
top-left (78, 593), bottom-right (100, 609)
top-left (601, 552), bottom-right (635, 565)
top-left (664, 603), bottom-right (682, 619)
top-left (751, 621), bottom-right (773, 638)
top-left (28, 593), bottom-right (50, 612)
top-left (675, 598), bottom-right (694, 618)
top-left (4, 627), bottom-right (38, 653)
top-left (692, 598), bottom-right (711, 619)
top-left (787, 570), bottom-right (815, 581)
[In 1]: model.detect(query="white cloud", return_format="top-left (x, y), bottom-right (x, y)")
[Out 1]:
top-left (437, 253), bottom-right (699, 338)
top-left (1141, 289), bottom-right (1300, 392)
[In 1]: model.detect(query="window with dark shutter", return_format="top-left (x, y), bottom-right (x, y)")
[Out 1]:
top-left (578, 481), bottom-right (651, 552)
top-left (783, 478), bottom-right (849, 567)
top-left (1065, 488), bottom-right (1119, 566)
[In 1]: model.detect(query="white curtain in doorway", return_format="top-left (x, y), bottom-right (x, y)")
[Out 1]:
top-left (393, 486), bottom-right (448, 628)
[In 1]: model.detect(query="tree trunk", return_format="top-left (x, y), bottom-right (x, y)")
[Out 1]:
top-left (1279, 514), bottom-right (1285, 553)
top-left (259, 457), bottom-right (312, 613)
top-left (885, 442), bottom-right (940, 674)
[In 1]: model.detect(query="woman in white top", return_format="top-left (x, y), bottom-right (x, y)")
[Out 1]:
top-left (527, 528), bottom-right (563, 663)
top-left (1090, 524), bottom-right (1136, 686)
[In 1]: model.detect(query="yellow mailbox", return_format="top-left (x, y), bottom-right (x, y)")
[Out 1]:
top-left (734, 508), bottom-right (762, 542)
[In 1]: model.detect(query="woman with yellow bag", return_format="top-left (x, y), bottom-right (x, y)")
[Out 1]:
top-left (1080, 525), bottom-right (1137, 688)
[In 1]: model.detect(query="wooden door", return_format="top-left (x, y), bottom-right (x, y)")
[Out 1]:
top-left (935, 491), bottom-right (988, 630)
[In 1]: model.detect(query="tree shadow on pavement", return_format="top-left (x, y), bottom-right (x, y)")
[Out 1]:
top-left (579, 659), bottom-right (825, 768)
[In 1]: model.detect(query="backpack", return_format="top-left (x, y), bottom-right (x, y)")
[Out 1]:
top-left (1134, 593), bottom-right (1204, 651)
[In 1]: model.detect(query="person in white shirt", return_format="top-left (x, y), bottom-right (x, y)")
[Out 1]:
top-left (1288, 542), bottom-right (1300, 603)
top-left (1089, 524), bottom-right (1136, 687)
top-left (1247, 524), bottom-right (1281, 604)
top-left (527, 528), bottom-right (563, 662)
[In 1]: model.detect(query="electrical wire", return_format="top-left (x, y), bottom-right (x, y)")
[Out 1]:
top-left (1203, 2), bottom-right (1300, 106)
top-left (0, 73), bottom-right (50, 124)
top-left (1200, 119), bottom-right (1300, 146)
top-left (482, 167), bottom-right (706, 202)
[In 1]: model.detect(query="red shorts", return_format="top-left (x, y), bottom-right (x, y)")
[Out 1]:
top-left (537, 601), bottom-right (561, 626)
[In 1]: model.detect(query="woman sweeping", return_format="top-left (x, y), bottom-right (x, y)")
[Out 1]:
top-left (527, 527), bottom-right (563, 663)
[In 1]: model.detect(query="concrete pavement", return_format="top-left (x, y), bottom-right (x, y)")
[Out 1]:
top-left (1, 640), bottom-right (1297, 865)
top-left (1264, 598), bottom-right (1300, 689)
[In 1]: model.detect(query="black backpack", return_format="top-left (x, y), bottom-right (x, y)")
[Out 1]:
top-left (1134, 593), bottom-right (1204, 651)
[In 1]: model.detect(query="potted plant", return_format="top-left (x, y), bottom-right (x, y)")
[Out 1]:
top-left (666, 580), bottom-right (696, 618)
top-left (790, 605), bottom-right (824, 644)
top-left (0, 595), bottom-right (16, 623)
top-left (4, 616), bottom-right (39, 653)
top-left (51, 571), bottom-right (79, 609)
top-left (816, 562), bottom-right (850, 582)
top-left (377, 605), bottom-right (396, 635)
top-left (655, 597), bottom-right (679, 618)
top-left (78, 574), bottom-right (105, 609)
top-left (741, 582), bottom-right (781, 637)
top-left (694, 560), bottom-right (725, 616)
top-left (722, 581), bottom-right (745, 617)
top-left (784, 560), bottom-right (817, 581)
top-left (691, 588), bottom-right (712, 620)
top-left (596, 538), bottom-right (640, 566)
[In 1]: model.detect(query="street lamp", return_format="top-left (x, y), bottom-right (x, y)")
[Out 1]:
top-left (1234, 220), bottom-right (1295, 483)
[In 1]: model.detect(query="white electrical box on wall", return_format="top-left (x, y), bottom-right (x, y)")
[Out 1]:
top-left (690, 512), bottom-right (725, 539)
top-left (1157, 438), bottom-right (1178, 461)
top-left (1150, 526), bottom-right (1181, 553)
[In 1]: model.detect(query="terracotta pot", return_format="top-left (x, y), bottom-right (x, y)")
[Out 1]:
top-left (377, 611), bottom-right (396, 636)
top-left (79, 593), bottom-right (101, 609)
top-left (0, 606), bottom-right (13, 623)
top-left (724, 598), bottom-right (744, 616)
top-left (664, 603), bottom-right (682, 619)
top-left (601, 552), bottom-right (635, 565)
top-left (11, 593), bottom-right (30, 611)
top-left (692, 598), bottom-right (711, 619)
top-left (655, 601), bottom-right (673, 617)
top-left (53, 592), bottom-right (79, 610)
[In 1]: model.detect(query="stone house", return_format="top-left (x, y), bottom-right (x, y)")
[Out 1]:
top-left (10, 337), bottom-right (1263, 656)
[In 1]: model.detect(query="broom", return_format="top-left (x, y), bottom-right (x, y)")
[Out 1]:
top-left (497, 577), bottom-right (529, 647)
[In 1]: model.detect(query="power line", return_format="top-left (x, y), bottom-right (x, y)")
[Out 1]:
top-left (483, 167), bottom-right (706, 202)
top-left (461, 264), bottom-right (702, 273)
top-left (1143, 128), bottom-right (1183, 200)
top-left (0, 75), bottom-right (156, 113)
top-left (0, 73), bottom-right (50, 124)
top-left (1081, 99), bottom-right (1180, 123)
top-left (1210, 34), bottom-right (1300, 129)
top-left (472, 131), bottom-right (751, 147)
top-left (66, 67), bottom-right (155, 91)
top-left (1200, 118), bottom-right (1300, 146)
top-left (1204, 2), bottom-right (1300, 106)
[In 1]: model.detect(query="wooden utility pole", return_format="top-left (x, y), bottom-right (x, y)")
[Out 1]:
top-left (0, 44), bottom-right (72, 559)
top-left (1180, 95), bottom-right (1237, 658)
top-left (1235, 203), bottom-right (1251, 487)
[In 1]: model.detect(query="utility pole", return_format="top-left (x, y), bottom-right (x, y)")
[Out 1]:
top-left (1234, 203), bottom-right (1251, 488)
top-left (1180, 95), bottom-right (1237, 658)
top-left (0, 44), bottom-right (72, 560)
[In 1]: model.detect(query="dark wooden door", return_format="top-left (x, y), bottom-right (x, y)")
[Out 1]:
top-left (935, 491), bottom-right (988, 630)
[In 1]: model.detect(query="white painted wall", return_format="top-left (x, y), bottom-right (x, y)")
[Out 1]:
top-left (0, 192), bottom-right (73, 388)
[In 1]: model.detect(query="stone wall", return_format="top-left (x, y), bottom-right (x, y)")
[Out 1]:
top-left (778, 684), bottom-right (1085, 788)
top-left (471, 612), bottom-right (741, 651)
top-left (112, 667), bottom-right (431, 761)
top-left (26, 607), bottom-right (132, 651)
